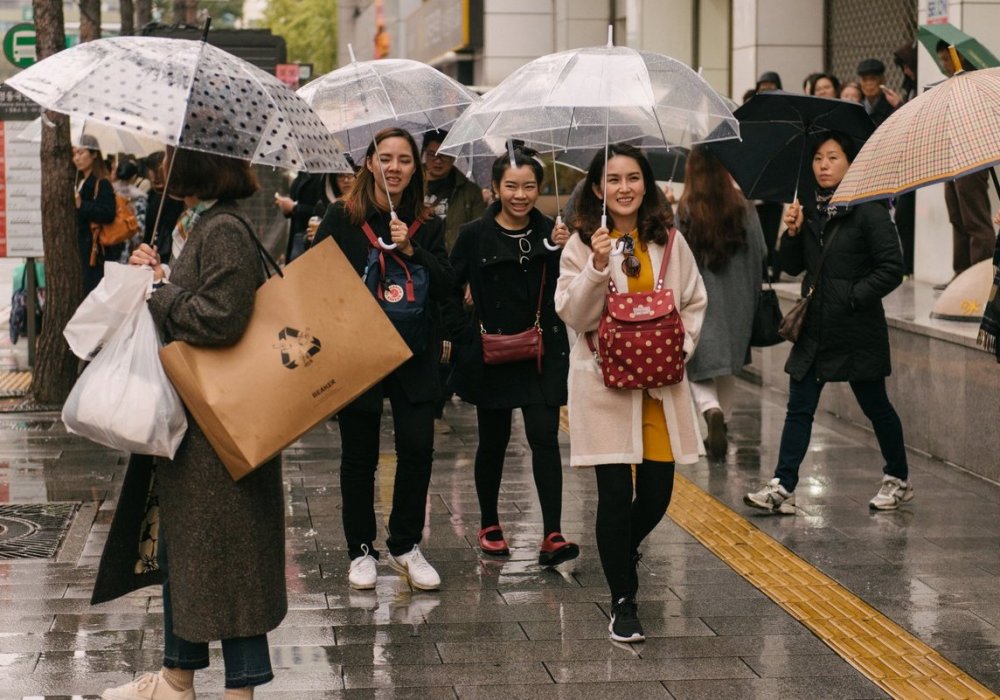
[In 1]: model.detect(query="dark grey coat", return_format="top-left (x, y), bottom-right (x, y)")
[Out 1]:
top-left (146, 201), bottom-right (286, 643)
top-left (779, 201), bottom-right (904, 383)
top-left (685, 204), bottom-right (766, 381)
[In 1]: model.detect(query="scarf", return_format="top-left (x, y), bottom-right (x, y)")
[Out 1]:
top-left (977, 235), bottom-right (1000, 362)
top-left (815, 187), bottom-right (839, 220)
top-left (170, 199), bottom-right (217, 264)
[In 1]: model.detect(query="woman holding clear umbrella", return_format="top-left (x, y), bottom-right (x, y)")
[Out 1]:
top-left (447, 145), bottom-right (577, 564)
top-left (312, 127), bottom-right (453, 592)
top-left (556, 143), bottom-right (707, 643)
top-left (105, 148), bottom-right (286, 700)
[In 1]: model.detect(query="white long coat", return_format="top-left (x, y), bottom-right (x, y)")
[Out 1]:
top-left (555, 231), bottom-right (708, 466)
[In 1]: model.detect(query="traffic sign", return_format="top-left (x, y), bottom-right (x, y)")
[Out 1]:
top-left (3, 23), bottom-right (37, 69)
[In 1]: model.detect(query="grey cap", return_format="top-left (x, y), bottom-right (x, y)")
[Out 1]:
top-left (857, 58), bottom-right (885, 76)
top-left (77, 133), bottom-right (102, 152)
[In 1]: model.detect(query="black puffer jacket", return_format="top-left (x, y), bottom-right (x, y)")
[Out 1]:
top-left (446, 203), bottom-right (569, 408)
top-left (780, 201), bottom-right (904, 383)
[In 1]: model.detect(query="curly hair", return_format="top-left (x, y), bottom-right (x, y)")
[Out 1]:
top-left (677, 146), bottom-right (748, 272)
top-left (571, 143), bottom-right (672, 247)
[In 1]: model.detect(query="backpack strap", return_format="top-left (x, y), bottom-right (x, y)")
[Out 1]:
top-left (361, 220), bottom-right (422, 303)
top-left (654, 228), bottom-right (676, 292)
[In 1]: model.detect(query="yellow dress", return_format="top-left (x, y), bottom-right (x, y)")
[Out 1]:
top-left (609, 230), bottom-right (674, 462)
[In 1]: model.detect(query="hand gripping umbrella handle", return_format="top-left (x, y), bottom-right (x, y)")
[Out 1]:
top-left (543, 215), bottom-right (563, 251)
top-left (377, 211), bottom-right (399, 250)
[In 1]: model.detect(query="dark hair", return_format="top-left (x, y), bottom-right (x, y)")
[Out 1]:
top-left (167, 147), bottom-right (259, 200)
top-left (811, 131), bottom-right (858, 164)
top-left (346, 127), bottom-right (429, 226)
top-left (75, 144), bottom-right (109, 179)
top-left (328, 154), bottom-right (357, 198)
top-left (421, 129), bottom-right (449, 154)
top-left (935, 40), bottom-right (975, 71)
top-left (490, 146), bottom-right (544, 188)
top-left (802, 72), bottom-right (823, 92)
top-left (678, 146), bottom-right (748, 271)
top-left (809, 73), bottom-right (841, 97)
top-left (572, 143), bottom-right (673, 247)
top-left (115, 159), bottom-right (139, 182)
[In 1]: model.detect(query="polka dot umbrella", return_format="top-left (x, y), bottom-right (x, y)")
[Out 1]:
top-left (4, 35), bottom-right (351, 173)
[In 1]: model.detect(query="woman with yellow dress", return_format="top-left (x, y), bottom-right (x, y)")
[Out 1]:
top-left (555, 143), bottom-right (707, 643)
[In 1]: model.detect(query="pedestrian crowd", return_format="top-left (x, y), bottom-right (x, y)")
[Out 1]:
top-left (43, 39), bottom-right (997, 700)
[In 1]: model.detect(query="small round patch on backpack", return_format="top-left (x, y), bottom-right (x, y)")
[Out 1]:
top-left (384, 284), bottom-right (404, 303)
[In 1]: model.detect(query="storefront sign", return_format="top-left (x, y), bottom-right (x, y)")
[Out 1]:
top-left (927, 0), bottom-right (948, 25)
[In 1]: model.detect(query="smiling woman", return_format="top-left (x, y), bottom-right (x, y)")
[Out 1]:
top-left (312, 127), bottom-right (454, 594)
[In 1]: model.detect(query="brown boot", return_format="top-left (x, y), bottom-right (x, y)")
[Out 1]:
top-left (704, 408), bottom-right (728, 459)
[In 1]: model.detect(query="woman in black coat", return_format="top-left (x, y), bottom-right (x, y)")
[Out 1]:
top-left (72, 135), bottom-right (117, 295)
top-left (448, 147), bottom-right (577, 565)
top-left (312, 127), bottom-right (452, 592)
top-left (745, 132), bottom-right (910, 515)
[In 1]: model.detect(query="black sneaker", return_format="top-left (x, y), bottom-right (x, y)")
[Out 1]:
top-left (609, 597), bottom-right (645, 643)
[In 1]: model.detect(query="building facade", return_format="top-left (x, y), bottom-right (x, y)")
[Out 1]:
top-left (336, 0), bottom-right (1000, 283)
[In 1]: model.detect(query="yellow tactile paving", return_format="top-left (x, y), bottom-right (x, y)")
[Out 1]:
top-left (0, 370), bottom-right (31, 397)
top-left (558, 406), bottom-right (996, 698)
top-left (666, 472), bottom-right (998, 700)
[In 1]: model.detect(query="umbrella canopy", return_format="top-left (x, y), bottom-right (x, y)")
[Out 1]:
top-left (832, 67), bottom-right (1000, 205)
top-left (704, 91), bottom-right (875, 203)
top-left (438, 39), bottom-right (738, 158)
top-left (296, 52), bottom-right (481, 161)
top-left (18, 115), bottom-right (162, 156)
top-left (5, 36), bottom-right (351, 172)
top-left (558, 146), bottom-right (688, 183)
top-left (917, 23), bottom-right (1000, 71)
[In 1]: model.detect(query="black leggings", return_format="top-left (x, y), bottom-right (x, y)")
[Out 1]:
top-left (475, 404), bottom-right (563, 536)
top-left (595, 461), bottom-right (675, 601)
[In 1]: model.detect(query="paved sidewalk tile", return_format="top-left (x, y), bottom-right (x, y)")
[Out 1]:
top-left (0, 379), bottom-right (994, 697)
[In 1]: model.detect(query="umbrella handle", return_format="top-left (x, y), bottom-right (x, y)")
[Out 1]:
top-left (543, 214), bottom-right (564, 251)
top-left (378, 211), bottom-right (399, 250)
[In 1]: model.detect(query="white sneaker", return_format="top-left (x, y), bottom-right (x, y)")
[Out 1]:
top-left (743, 478), bottom-right (796, 514)
top-left (387, 545), bottom-right (441, 590)
top-left (348, 545), bottom-right (378, 590)
top-left (869, 475), bottom-right (914, 510)
top-left (101, 671), bottom-right (195, 700)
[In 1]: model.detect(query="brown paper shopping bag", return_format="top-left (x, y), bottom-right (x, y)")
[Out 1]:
top-left (160, 238), bottom-right (412, 480)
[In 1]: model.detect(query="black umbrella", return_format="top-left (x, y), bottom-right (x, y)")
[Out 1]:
top-left (704, 91), bottom-right (875, 203)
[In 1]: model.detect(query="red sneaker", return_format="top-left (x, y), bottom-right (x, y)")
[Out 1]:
top-left (478, 525), bottom-right (510, 555)
top-left (538, 532), bottom-right (580, 566)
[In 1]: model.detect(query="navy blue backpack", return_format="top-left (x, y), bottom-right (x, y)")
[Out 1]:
top-left (361, 220), bottom-right (429, 354)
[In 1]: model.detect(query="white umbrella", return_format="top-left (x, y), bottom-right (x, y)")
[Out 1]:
top-left (19, 115), bottom-right (162, 156)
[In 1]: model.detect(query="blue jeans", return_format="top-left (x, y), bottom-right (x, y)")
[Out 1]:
top-left (774, 366), bottom-right (908, 492)
top-left (159, 536), bottom-right (274, 688)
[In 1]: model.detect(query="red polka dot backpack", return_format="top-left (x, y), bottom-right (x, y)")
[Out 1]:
top-left (586, 228), bottom-right (685, 390)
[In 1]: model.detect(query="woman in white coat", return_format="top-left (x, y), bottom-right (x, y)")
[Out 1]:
top-left (555, 143), bottom-right (707, 643)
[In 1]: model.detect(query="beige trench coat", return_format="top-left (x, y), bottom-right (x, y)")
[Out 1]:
top-left (555, 231), bottom-right (708, 466)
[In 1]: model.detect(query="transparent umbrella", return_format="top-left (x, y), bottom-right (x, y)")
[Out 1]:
top-left (5, 35), bottom-right (351, 173)
top-left (18, 115), bottom-right (162, 156)
top-left (438, 28), bottom-right (739, 224)
top-left (297, 46), bottom-right (481, 241)
top-left (297, 48), bottom-right (481, 161)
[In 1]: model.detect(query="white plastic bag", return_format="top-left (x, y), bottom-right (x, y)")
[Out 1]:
top-left (62, 301), bottom-right (188, 458)
top-left (64, 263), bottom-right (152, 360)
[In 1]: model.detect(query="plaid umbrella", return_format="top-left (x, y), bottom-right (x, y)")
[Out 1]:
top-left (831, 67), bottom-right (1000, 205)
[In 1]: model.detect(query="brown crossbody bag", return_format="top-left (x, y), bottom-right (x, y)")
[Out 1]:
top-left (480, 263), bottom-right (546, 373)
top-left (778, 223), bottom-right (840, 343)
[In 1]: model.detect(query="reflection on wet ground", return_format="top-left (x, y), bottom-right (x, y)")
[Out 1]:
top-left (0, 381), bottom-right (997, 698)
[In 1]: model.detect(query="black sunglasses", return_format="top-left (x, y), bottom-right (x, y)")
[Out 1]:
top-left (620, 234), bottom-right (641, 278)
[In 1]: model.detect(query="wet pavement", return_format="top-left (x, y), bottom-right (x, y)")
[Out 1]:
top-left (0, 379), bottom-right (998, 698)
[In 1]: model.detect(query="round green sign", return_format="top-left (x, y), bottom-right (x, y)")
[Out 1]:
top-left (4, 23), bottom-right (37, 68)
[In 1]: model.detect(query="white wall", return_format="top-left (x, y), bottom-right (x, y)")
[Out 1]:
top-left (732, 0), bottom-right (823, 99)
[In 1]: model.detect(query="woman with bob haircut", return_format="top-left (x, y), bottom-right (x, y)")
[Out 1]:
top-left (447, 146), bottom-right (577, 564)
top-left (555, 143), bottom-right (707, 643)
top-left (313, 127), bottom-right (453, 593)
top-left (104, 148), bottom-right (286, 699)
